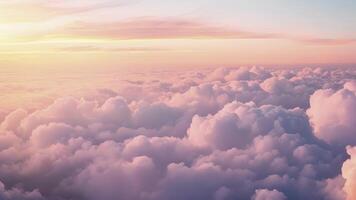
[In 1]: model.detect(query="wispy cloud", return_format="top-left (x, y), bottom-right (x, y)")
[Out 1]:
top-left (298, 38), bottom-right (356, 45)
top-left (58, 17), bottom-right (278, 40)
top-left (50, 17), bottom-right (356, 46)
top-left (0, 0), bottom-right (138, 22)
top-left (2, 15), bottom-right (355, 47)
top-left (56, 45), bottom-right (170, 52)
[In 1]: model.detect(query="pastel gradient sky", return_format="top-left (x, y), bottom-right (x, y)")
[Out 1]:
top-left (1, 0), bottom-right (356, 70)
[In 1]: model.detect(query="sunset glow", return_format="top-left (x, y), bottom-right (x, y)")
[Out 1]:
top-left (1, 0), bottom-right (356, 69)
top-left (0, 1), bottom-right (356, 200)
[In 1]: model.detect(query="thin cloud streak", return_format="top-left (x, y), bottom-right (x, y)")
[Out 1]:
top-left (56, 45), bottom-right (171, 52)
top-left (45, 17), bottom-right (356, 46)
top-left (59, 17), bottom-right (277, 40)
top-left (298, 38), bottom-right (356, 45)
top-left (0, 0), bottom-right (139, 21)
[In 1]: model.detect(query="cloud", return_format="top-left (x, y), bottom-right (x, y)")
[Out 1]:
top-left (0, 0), bottom-right (135, 21)
top-left (299, 38), bottom-right (356, 46)
top-left (342, 146), bottom-right (356, 200)
top-left (57, 17), bottom-right (277, 40)
top-left (53, 18), bottom-right (356, 45)
top-left (251, 189), bottom-right (287, 200)
top-left (187, 101), bottom-right (313, 150)
top-left (4, 12), bottom-right (355, 48)
top-left (0, 66), bottom-right (355, 200)
top-left (0, 181), bottom-right (44, 200)
top-left (307, 81), bottom-right (356, 146)
top-left (55, 45), bottom-right (170, 53)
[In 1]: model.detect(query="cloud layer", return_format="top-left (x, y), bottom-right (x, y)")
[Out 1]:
top-left (0, 66), bottom-right (355, 200)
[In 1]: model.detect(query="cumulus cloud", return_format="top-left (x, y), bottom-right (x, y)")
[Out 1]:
top-left (307, 81), bottom-right (356, 146)
top-left (0, 181), bottom-right (44, 200)
top-left (187, 101), bottom-right (313, 150)
top-left (342, 146), bottom-right (356, 200)
top-left (251, 189), bottom-right (286, 200)
top-left (0, 66), bottom-right (355, 200)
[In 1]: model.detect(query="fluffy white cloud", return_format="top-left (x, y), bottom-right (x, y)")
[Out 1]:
top-left (307, 81), bottom-right (356, 146)
top-left (342, 146), bottom-right (356, 200)
top-left (0, 66), bottom-right (354, 200)
top-left (188, 101), bottom-right (312, 150)
top-left (251, 189), bottom-right (286, 200)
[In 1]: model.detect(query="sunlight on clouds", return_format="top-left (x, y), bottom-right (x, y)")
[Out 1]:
top-left (0, 1), bottom-right (355, 199)
top-left (0, 66), bottom-right (355, 200)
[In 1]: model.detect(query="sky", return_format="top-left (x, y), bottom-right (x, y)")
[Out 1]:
top-left (1, 0), bottom-right (356, 70)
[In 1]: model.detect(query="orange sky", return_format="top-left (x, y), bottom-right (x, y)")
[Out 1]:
top-left (1, 0), bottom-right (356, 70)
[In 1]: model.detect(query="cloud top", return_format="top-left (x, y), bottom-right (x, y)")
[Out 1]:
top-left (0, 66), bottom-right (355, 200)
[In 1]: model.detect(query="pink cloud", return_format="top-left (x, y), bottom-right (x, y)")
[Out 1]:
top-left (342, 146), bottom-right (356, 200)
top-left (41, 17), bottom-right (355, 46)
top-left (307, 81), bottom-right (356, 146)
top-left (299, 38), bottom-right (356, 45)
top-left (0, 0), bottom-right (135, 19)
top-left (55, 45), bottom-right (170, 52)
top-left (60, 17), bottom-right (277, 40)
top-left (0, 66), bottom-right (355, 199)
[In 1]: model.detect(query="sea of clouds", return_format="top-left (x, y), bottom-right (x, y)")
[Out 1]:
top-left (0, 66), bottom-right (355, 200)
